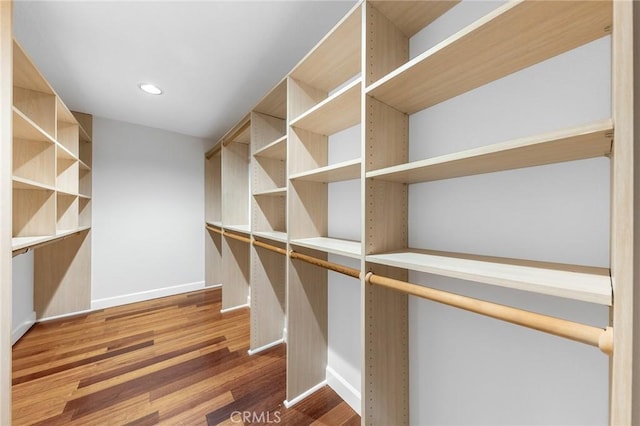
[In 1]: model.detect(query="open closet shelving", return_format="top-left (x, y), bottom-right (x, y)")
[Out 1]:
top-left (204, 0), bottom-right (638, 423)
top-left (12, 39), bottom-right (93, 319)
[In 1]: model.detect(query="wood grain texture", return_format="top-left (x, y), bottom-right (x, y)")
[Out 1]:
top-left (367, 0), bottom-right (612, 114)
top-left (1, 2), bottom-right (13, 423)
top-left (610, 0), bottom-right (639, 423)
top-left (12, 187), bottom-right (56, 237)
top-left (222, 141), bottom-right (249, 227)
top-left (369, 0), bottom-right (459, 38)
top-left (365, 1), bottom-right (409, 86)
top-left (12, 39), bottom-right (52, 94)
top-left (290, 80), bottom-right (361, 137)
top-left (286, 253), bottom-right (328, 403)
top-left (12, 288), bottom-right (358, 425)
top-left (367, 120), bottom-right (614, 184)
top-left (13, 87), bottom-right (56, 139)
top-left (221, 235), bottom-right (251, 311)
top-left (13, 137), bottom-right (55, 187)
top-left (289, 3), bottom-right (362, 93)
top-left (362, 263), bottom-right (408, 426)
top-left (34, 230), bottom-right (91, 319)
top-left (253, 78), bottom-right (287, 119)
top-left (250, 243), bottom-right (286, 352)
top-left (205, 229), bottom-right (223, 287)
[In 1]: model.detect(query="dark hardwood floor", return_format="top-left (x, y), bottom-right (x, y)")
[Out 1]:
top-left (12, 288), bottom-right (360, 425)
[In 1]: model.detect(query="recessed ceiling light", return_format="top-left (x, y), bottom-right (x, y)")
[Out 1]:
top-left (138, 83), bottom-right (163, 95)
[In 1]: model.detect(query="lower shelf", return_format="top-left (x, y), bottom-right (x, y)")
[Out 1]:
top-left (12, 226), bottom-right (91, 252)
top-left (366, 248), bottom-right (611, 305)
top-left (253, 230), bottom-right (288, 244)
top-left (290, 237), bottom-right (361, 259)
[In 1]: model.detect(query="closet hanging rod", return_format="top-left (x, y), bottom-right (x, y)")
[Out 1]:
top-left (253, 239), bottom-right (287, 256)
top-left (205, 225), bottom-right (223, 236)
top-left (289, 250), bottom-right (360, 279)
top-left (11, 229), bottom-right (89, 257)
top-left (365, 272), bottom-right (613, 355)
top-left (223, 230), bottom-right (252, 245)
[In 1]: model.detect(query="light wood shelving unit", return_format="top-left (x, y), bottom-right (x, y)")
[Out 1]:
top-left (11, 39), bottom-right (93, 320)
top-left (204, 0), bottom-right (638, 423)
top-left (250, 79), bottom-right (287, 353)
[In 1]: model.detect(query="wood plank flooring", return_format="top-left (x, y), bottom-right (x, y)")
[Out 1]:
top-left (12, 288), bottom-right (360, 425)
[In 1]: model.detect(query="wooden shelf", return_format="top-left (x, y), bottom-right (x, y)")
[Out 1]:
top-left (369, 0), bottom-right (460, 38)
top-left (56, 141), bottom-right (77, 161)
top-left (290, 3), bottom-right (362, 92)
top-left (13, 107), bottom-right (54, 144)
top-left (366, 0), bottom-right (612, 114)
top-left (253, 230), bottom-right (288, 244)
top-left (79, 160), bottom-right (91, 171)
top-left (367, 249), bottom-right (612, 305)
top-left (12, 176), bottom-right (55, 191)
top-left (253, 78), bottom-right (287, 119)
top-left (289, 159), bottom-right (361, 183)
top-left (254, 135), bottom-right (286, 160)
top-left (291, 237), bottom-right (361, 259)
top-left (253, 187), bottom-right (287, 198)
top-left (12, 226), bottom-right (90, 252)
top-left (13, 39), bottom-right (53, 95)
top-left (224, 224), bottom-right (251, 235)
top-left (206, 220), bottom-right (223, 229)
top-left (367, 120), bottom-right (613, 183)
top-left (290, 79), bottom-right (361, 136)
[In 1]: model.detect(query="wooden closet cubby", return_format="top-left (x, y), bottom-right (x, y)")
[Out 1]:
top-left (204, 0), bottom-right (637, 423)
top-left (11, 39), bottom-right (93, 319)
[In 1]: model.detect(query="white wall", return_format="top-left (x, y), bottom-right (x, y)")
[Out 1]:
top-left (11, 252), bottom-right (34, 344)
top-left (92, 117), bottom-right (208, 308)
top-left (405, 1), bottom-right (610, 424)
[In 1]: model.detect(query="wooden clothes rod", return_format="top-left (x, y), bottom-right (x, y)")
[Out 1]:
top-left (224, 231), bottom-right (252, 245)
top-left (205, 225), bottom-right (223, 236)
top-left (289, 250), bottom-right (360, 279)
top-left (11, 229), bottom-right (89, 257)
top-left (253, 239), bottom-right (287, 256)
top-left (206, 232), bottom-right (613, 355)
top-left (365, 272), bottom-right (613, 355)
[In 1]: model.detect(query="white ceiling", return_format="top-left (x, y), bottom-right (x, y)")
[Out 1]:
top-left (13, 0), bottom-right (356, 141)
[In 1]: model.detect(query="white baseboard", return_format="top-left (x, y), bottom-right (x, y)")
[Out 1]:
top-left (12, 311), bottom-right (36, 345)
top-left (39, 307), bottom-right (96, 323)
top-left (91, 281), bottom-right (205, 310)
top-left (205, 283), bottom-right (222, 289)
top-left (283, 380), bottom-right (327, 408)
top-left (220, 303), bottom-right (249, 314)
top-left (248, 338), bottom-right (284, 356)
top-left (326, 366), bottom-right (361, 415)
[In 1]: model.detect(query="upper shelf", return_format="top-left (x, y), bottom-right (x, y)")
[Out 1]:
top-left (369, 0), bottom-right (460, 38)
top-left (366, 249), bottom-right (612, 306)
top-left (13, 39), bottom-right (54, 95)
top-left (253, 187), bottom-right (287, 198)
top-left (253, 78), bottom-right (287, 119)
top-left (290, 3), bottom-right (362, 92)
top-left (13, 176), bottom-right (55, 191)
top-left (254, 135), bottom-right (286, 160)
top-left (290, 79), bottom-right (361, 136)
top-left (289, 159), bottom-right (361, 183)
top-left (291, 237), bottom-right (361, 259)
top-left (366, 0), bottom-right (612, 114)
top-left (367, 120), bottom-right (613, 183)
top-left (13, 107), bottom-right (54, 144)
